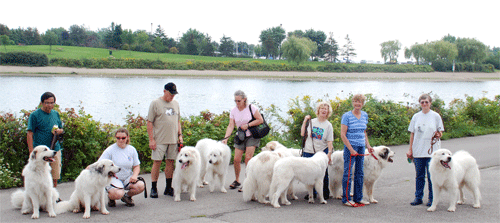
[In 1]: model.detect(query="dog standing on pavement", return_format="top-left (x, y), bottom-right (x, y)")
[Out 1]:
top-left (427, 149), bottom-right (481, 212)
top-left (173, 146), bottom-right (201, 201)
top-left (10, 145), bottom-right (60, 219)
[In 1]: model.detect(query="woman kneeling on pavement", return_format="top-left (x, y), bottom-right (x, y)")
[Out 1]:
top-left (98, 128), bottom-right (145, 207)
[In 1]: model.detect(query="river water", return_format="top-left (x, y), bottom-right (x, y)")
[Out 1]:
top-left (1, 76), bottom-right (499, 125)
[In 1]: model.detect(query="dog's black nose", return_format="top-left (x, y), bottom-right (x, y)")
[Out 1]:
top-left (447, 157), bottom-right (452, 162)
top-left (178, 160), bottom-right (182, 163)
top-left (209, 160), bottom-right (212, 164)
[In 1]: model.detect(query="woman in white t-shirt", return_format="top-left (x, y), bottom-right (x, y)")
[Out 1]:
top-left (407, 94), bottom-right (444, 207)
top-left (99, 128), bottom-right (145, 207)
top-left (300, 101), bottom-right (334, 199)
top-left (222, 90), bottom-right (263, 192)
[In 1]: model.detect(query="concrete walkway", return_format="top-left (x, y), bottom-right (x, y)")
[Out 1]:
top-left (1, 134), bottom-right (499, 222)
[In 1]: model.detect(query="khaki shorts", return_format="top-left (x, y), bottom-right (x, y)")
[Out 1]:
top-left (49, 151), bottom-right (62, 180)
top-left (152, 144), bottom-right (178, 160)
top-left (234, 136), bottom-right (261, 151)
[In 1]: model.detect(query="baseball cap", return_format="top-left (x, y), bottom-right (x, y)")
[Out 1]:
top-left (164, 82), bottom-right (178, 94)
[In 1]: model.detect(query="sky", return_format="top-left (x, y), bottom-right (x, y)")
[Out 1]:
top-left (2, 0), bottom-right (499, 62)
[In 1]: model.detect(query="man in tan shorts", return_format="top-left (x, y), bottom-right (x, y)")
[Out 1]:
top-left (147, 82), bottom-right (183, 198)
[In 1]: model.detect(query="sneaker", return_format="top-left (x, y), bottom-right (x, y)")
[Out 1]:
top-left (164, 187), bottom-right (174, 196)
top-left (108, 199), bottom-right (116, 207)
top-left (410, 199), bottom-right (423, 206)
top-left (343, 201), bottom-right (354, 207)
top-left (357, 200), bottom-right (370, 205)
top-left (121, 194), bottom-right (135, 207)
top-left (150, 188), bottom-right (158, 198)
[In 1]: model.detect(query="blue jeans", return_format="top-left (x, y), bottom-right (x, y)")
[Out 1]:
top-left (302, 148), bottom-right (329, 198)
top-left (413, 157), bottom-right (433, 202)
top-left (342, 145), bottom-right (364, 203)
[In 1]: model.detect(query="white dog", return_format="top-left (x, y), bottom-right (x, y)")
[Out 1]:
top-left (269, 151), bottom-right (329, 208)
top-left (195, 138), bottom-right (231, 192)
top-left (56, 159), bottom-right (121, 219)
top-left (328, 146), bottom-right (394, 204)
top-left (263, 141), bottom-right (301, 157)
top-left (11, 145), bottom-right (60, 219)
top-left (242, 151), bottom-right (283, 204)
top-left (173, 146), bottom-right (201, 201)
top-left (427, 149), bottom-right (481, 212)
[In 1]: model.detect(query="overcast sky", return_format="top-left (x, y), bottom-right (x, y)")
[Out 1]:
top-left (2, 0), bottom-right (498, 62)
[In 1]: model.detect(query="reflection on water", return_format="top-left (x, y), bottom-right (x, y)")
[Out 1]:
top-left (1, 76), bottom-right (499, 125)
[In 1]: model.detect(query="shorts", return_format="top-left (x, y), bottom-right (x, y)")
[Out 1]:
top-left (106, 176), bottom-right (132, 191)
top-left (49, 151), bottom-right (61, 180)
top-left (152, 144), bottom-right (178, 160)
top-left (234, 136), bottom-right (260, 151)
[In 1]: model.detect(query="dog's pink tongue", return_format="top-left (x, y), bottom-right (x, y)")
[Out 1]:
top-left (181, 162), bottom-right (188, 169)
top-left (441, 161), bottom-right (451, 169)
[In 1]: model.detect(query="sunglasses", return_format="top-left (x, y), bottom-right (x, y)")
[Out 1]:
top-left (116, 137), bottom-right (127, 140)
top-left (420, 101), bottom-right (430, 104)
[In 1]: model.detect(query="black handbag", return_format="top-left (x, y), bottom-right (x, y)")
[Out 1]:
top-left (234, 127), bottom-right (247, 145)
top-left (248, 104), bottom-right (270, 139)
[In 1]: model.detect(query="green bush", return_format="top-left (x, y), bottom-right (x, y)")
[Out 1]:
top-left (431, 59), bottom-right (453, 72)
top-left (0, 51), bottom-right (48, 66)
top-left (1, 94), bottom-right (499, 189)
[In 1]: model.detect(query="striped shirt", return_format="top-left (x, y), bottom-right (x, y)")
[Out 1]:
top-left (341, 110), bottom-right (368, 147)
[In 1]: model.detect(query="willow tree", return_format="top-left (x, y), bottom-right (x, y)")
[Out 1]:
top-left (282, 36), bottom-right (317, 65)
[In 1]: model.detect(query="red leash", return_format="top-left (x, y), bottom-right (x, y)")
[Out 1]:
top-left (345, 153), bottom-right (369, 207)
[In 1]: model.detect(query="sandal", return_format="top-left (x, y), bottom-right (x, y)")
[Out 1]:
top-left (238, 187), bottom-right (243, 192)
top-left (229, 180), bottom-right (241, 189)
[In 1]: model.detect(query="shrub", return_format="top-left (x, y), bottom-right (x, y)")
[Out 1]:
top-left (431, 59), bottom-right (453, 72)
top-left (0, 51), bottom-right (48, 66)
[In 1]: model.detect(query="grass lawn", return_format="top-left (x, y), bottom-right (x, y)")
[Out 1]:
top-left (1, 45), bottom-right (328, 68)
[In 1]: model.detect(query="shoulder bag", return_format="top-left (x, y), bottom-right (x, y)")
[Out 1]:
top-left (247, 104), bottom-right (270, 139)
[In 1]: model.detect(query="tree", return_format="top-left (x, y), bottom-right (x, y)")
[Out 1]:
top-left (219, 35), bottom-right (235, 57)
top-left (380, 40), bottom-right (402, 63)
top-left (180, 28), bottom-right (205, 55)
top-left (42, 31), bottom-right (58, 54)
top-left (432, 40), bottom-right (457, 61)
top-left (0, 24), bottom-right (9, 36)
top-left (259, 26), bottom-right (286, 59)
top-left (341, 34), bottom-right (356, 62)
top-left (323, 32), bottom-right (339, 62)
top-left (287, 30), bottom-right (304, 38)
top-left (484, 47), bottom-right (500, 69)
top-left (303, 29), bottom-right (326, 58)
top-left (442, 34), bottom-right (456, 44)
top-left (24, 27), bottom-right (42, 45)
top-left (153, 37), bottom-right (165, 53)
top-left (404, 43), bottom-right (426, 64)
top-left (456, 38), bottom-right (487, 63)
top-left (282, 36), bottom-right (317, 65)
top-left (1, 35), bottom-right (10, 51)
top-left (104, 22), bottom-right (122, 49)
top-left (154, 25), bottom-right (167, 39)
top-left (69, 25), bottom-right (87, 46)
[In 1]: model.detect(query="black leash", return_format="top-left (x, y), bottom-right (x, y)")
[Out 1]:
top-left (136, 177), bottom-right (147, 198)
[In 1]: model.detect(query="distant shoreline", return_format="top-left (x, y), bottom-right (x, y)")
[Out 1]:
top-left (1, 65), bottom-right (499, 81)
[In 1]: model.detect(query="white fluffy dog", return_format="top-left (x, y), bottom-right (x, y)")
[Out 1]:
top-left (263, 141), bottom-right (301, 157)
top-left (195, 138), bottom-right (231, 192)
top-left (173, 146), bottom-right (201, 201)
top-left (56, 159), bottom-right (121, 219)
top-left (328, 146), bottom-right (394, 204)
top-left (427, 149), bottom-right (481, 212)
top-left (242, 151), bottom-right (283, 204)
top-left (269, 151), bottom-right (329, 208)
top-left (11, 145), bottom-right (60, 219)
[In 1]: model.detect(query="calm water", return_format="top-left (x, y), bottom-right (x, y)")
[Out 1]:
top-left (1, 76), bottom-right (499, 125)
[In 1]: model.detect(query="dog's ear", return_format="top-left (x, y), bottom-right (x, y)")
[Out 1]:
top-left (379, 147), bottom-right (389, 160)
top-left (30, 150), bottom-right (37, 160)
top-left (219, 151), bottom-right (223, 157)
top-left (95, 164), bottom-right (104, 174)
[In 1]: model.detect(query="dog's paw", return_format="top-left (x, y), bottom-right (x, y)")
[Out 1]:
top-left (427, 207), bottom-right (436, 212)
top-left (308, 199), bottom-right (315, 204)
top-left (198, 185), bottom-right (204, 188)
top-left (447, 207), bottom-right (456, 212)
top-left (320, 200), bottom-right (327, 204)
top-left (101, 210), bottom-right (109, 215)
top-left (21, 209), bottom-right (30, 215)
top-left (190, 196), bottom-right (196, 202)
top-left (473, 203), bottom-right (480, 208)
top-left (83, 213), bottom-right (91, 219)
top-left (31, 213), bottom-right (39, 219)
top-left (221, 188), bottom-right (227, 193)
top-left (335, 196), bottom-right (342, 200)
top-left (48, 211), bottom-right (56, 218)
top-left (272, 204), bottom-right (281, 208)
top-left (457, 200), bottom-right (464, 205)
top-left (72, 208), bottom-right (80, 213)
top-left (291, 195), bottom-right (298, 200)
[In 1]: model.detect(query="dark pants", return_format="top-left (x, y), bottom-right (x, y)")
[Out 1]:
top-left (342, 145), bottom-right (364, 203)
top-left (413, 157), bottom-right (433, 202)
top-left (302, 148), bottom-right (330, 198)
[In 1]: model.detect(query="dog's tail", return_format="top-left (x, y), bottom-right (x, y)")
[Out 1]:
top-left (10, 189), bottom-right (24, 209)
top-left (242, 176), bottom-right (256, 202)
top-left (55, 200), bottom-right (74, 214)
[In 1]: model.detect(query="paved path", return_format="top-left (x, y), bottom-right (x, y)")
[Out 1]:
top-left (1, 65), bottom-right (499, 81)
top-left (1, 134), bottom-right (499, 222)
